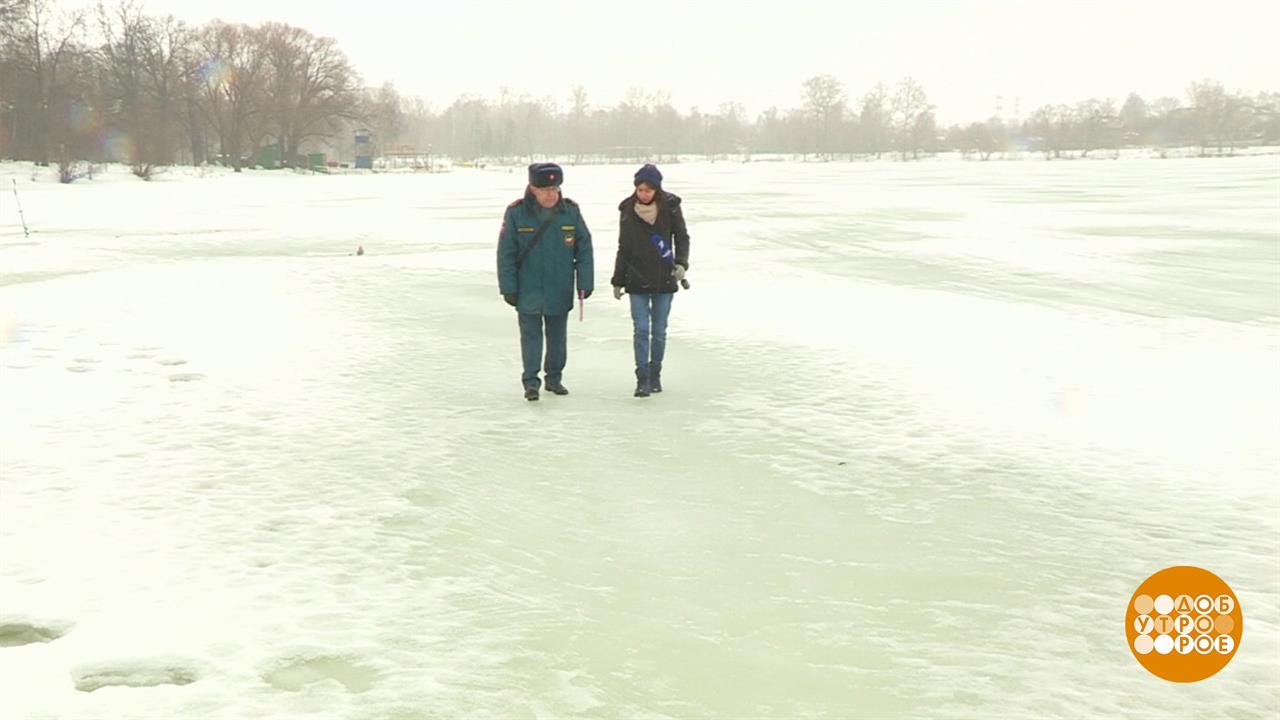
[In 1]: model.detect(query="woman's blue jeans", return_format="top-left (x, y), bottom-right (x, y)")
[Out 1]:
top-left (629, 292), bottom-right (673, 376)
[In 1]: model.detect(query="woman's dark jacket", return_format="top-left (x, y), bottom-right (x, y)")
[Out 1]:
top-left (610, 192), bottom-right (690, 294)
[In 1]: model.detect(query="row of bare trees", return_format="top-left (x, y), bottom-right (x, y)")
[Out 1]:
top-left (390, 75), bottom-right (1277, 164)
top-left (0, 0), bottom-right (382, 176)
top-left (372, 77), bottom-right (936, 164)
top-left (2, 0), bottom-right (1277, 172)
top-left (374, 77), bottom-right (937, 164)
top-left (958, 82), bottom-right (1280, 161)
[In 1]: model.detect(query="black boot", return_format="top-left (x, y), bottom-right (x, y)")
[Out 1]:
top-left (524, 386), bottom-right (540, 401)
top-left (545, 381), bottom-right (569, 395)
top-left (649, 369), bottom-right (662, 393)
top-left (634, 369), bottom-right (650, 398)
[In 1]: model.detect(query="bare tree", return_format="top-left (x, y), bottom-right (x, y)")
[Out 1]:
top-left (483, 87), bottom-right (553, 163)
top-left (0, 0), bottom-right (23, 22)
top-left (959, 118), bottom-right (1007, 160)
top-left (682, 106), bottom-right (706, 160)
top-left (97, 0), bottom-right (159, 173)
top-left (197, 21), bottom-right (268, 171)
top-left (261, 23), bottom-right (361, 167)
top-left (858, 83), bottom-right (891, 158)
top-left (891, 77), bottom-right (931, 160)
top-left (441, 94), bottom-right (487, 162)
top-left (704, 100), bottom-right (745, 161)
top-left (1119, 92), bottom-right (1148, 146)
top-left (510, 93), bottom-right (551, 161)
top-left (567, 84), bottom-right (588, 162)
top-left (652, 99), bottom-right (683, 162)
top-left (801, 74), bottom-right (845, 160)
top-left (139, 14), bottom-right (199, 167)
top-left (395, 94), bottom-right (433, 157)
top-left (615, 85), bottom-right (658, 155)
top-left (754, 106), bottom-right (790, 155)
top-left (361, 81), bottom-right (402, 158)
top-left (569, 85), bottom-right (588, 117)
top-left (911, 110), bottom-right (937, 158)
top-left (1187, 79), bottom-right (1250, 156)
top-left (1254, 91), bottom-right (1280, 145)
top-left (1074, 98), bottom-right (1118, 157)
top-left (1027, 104), bottom-right (1073, 159)
top-left (4, 0), bottom-right (89, 164)
top-left (1146, 96), bottom-right (1184, 157)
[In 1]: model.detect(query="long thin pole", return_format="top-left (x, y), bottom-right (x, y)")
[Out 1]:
top-left (12, 179), bottom-right (30, 238)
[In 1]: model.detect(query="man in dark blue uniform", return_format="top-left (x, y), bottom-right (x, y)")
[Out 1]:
top-left (496, 163), bottom-right (594, 401)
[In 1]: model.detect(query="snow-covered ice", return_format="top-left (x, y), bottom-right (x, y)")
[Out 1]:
top-left (1, 157), bottom-right (1278, 718)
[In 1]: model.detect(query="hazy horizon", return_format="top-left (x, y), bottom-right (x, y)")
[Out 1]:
top-left (60, 0), bottom-right (1280, 125)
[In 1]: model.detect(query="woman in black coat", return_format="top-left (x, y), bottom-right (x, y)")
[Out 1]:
top-left (610, 164), bottom-right (690, 397)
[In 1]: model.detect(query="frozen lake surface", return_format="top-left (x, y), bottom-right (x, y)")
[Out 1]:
top-left (2, 157), bottom-right (1278, 718)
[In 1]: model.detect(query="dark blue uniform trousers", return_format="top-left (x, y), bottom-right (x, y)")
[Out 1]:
top-left (518, 312), bottom-right (568, 389)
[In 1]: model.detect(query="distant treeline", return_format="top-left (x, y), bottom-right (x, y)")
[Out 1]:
top-left (2, 0), bottom-right (1277, 180)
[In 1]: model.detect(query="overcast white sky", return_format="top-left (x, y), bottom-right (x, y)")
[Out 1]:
top-left (74, 0), bottom-right (1280, 124)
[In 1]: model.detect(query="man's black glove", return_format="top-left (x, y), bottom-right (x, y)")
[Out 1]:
top-left (503, 293), bottom-right (518, 307)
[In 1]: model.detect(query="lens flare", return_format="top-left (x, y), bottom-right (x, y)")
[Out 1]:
top-left (0, 318), bottom-right (30, 346)
top-left (68, 101), bottom-right (100, 135)
top-left (104, 131), bottom-right (136, 162)
top-left (199, 58), bottom-right (233, 89)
